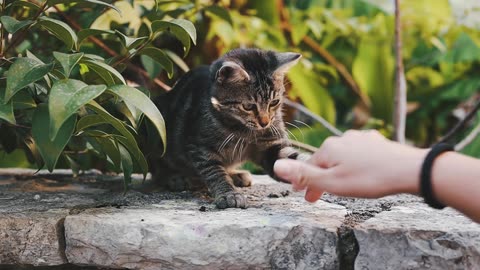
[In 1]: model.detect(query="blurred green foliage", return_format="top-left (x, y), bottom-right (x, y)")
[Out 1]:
top-left (1, 0), bottom-right (479, 178)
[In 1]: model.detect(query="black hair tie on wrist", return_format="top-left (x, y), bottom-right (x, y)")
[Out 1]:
top-left (420, 143), bottom-right (454, 209)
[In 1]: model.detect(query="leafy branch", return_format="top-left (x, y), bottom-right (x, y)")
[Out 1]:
top-left (275, 0), bottom-right (371, 108)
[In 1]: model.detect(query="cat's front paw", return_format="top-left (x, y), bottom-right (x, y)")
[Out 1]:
top-left (230, 170), bottom-right (252, 187)
top-left (215, 192), bottom-right (247, 209)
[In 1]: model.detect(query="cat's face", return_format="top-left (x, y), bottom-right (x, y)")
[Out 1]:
top-left (210, 49), bottom-right (301, 132)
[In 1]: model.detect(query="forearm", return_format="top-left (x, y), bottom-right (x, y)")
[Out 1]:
top-left (431, 152), bottom-right (480, 222)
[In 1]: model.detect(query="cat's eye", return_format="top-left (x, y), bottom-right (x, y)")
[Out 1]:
top-left (269, 99), bottom-right (280, 107)
top-left (242, 103), bottom-right (256, 111)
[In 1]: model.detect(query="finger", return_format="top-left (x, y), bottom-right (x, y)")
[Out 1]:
top-left (308, 136), bottom-right (340, 168)
top-left (305, 188), bottom-right (324, 203)
top-left (274, 159), bottom-right (330, 190)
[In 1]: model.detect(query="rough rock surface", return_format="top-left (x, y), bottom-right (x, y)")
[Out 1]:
top-left (65, 199), bottom-right (345, 270)
top-left (1, 169), bottom-right (480, 269)
top-left (354, 205), bottom-right (480, 270)
top-left (0, 209), bottom-right (68, 266)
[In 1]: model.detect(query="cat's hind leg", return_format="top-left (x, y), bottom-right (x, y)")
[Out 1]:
top-left (229, 169), bottom-right (252, 187)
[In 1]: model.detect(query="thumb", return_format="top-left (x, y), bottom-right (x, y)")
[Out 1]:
top-left (274, 159), bottom-right (330, 190)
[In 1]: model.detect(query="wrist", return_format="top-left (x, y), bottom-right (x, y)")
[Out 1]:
top-left (393, 147), bottom-right (428, 195)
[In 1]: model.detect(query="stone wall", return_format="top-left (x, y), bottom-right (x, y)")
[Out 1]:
top-left (0, 169), bottom-right (479, 269)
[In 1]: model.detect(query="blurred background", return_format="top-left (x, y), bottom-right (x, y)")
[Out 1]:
top-left (1, 0), bottom-right (480, 170)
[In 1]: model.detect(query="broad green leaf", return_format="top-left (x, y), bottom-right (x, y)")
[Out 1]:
top-left (0, 88), bottom-right (15, 124)
top-left (37, 17), bottom-right (78, 50)
top-left (76, 114), bottom-right (107, 132)
top-left (86, 101), bottom-right (148, 177)
top-left (108, 85), bottom-right (166, 153)
top-left (118, 143), bottom-right (133, 190)
top-left (288, 65), bottom-right (336, 124)
top-left (140, 55), bottom-right (163, 79)
top-left (98, 136), bottom-right (121, 172)
top-left (164, 49), bottom-right (189, 72)
top-left (82, 129), bottom-right (121, 172)
top-left (140, 47), bottom-right (174, 78)
top-left (78, 29), bottom-right (115, 44)
top-left (26, 50), bottom-right (52, 88)
top-left (352, 27), bottom-right (394, 122)
top-left (0, 16), bottom-right (33, 34)
top-left (5, 58), bottom-right (53, 103)
top-left (12, 91), bottom-right (36, 109)
top-left (151, 19), bottom-right (196, 56)
top-left (114, 30), bottom-right (148, 49)
top-left (6, 1), bottom-right (41, 11)
top-left (80, 59), bottom-right (126, 86)
top-left (204, 6), bottom-right (233, 25)
top-left (53, 52), bottom-right (84, 78)
top-left (47, 0), bottom-right (121, 14)
top-left (32, 104), bottom-right (76, 172)
top-left (49, 79), bottom-right (107, 140)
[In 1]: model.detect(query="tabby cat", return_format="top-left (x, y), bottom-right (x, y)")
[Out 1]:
top-left (146, 48), bottom-right (308, 209)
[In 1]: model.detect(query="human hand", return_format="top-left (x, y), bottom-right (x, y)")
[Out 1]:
top-left (274, 130), bottom-right (428, 202)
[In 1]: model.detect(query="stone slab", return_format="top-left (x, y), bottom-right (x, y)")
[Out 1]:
top-left (354, 205), bottom-right (480, 270)
top-left (0, 209), bottom-right (68, 266)
top-left (65, 199), bottom-right (346, 270)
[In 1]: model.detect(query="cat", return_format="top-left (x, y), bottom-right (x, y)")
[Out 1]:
top-left (145, 48), bottom-right (309, 209)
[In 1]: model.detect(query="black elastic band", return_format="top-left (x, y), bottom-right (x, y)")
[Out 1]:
top-left (420, 143), bottom-right (453, 209)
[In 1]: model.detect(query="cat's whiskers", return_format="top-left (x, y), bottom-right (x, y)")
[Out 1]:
top-left (285, 121), bottom-right (305, 141)
top-left (286, 128), bottom-right (299, 142)
top-left (231, 137), bottom-right (242, 163)
top-left (218, 133), bottom-right (235, 153)
top-left (270, 125), bottom-right (282, 139)
top-left (294, 119), bottom-right (313, 130)
top-left (238, 138), bottom-right (246, 161)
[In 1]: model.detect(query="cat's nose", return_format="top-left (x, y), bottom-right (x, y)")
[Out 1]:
top-left (258, 116), bottom-right (270, 128)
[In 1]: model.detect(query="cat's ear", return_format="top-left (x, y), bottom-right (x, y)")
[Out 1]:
top-left (274, 52), bottom-right (302, 74)
top-left (215, 61), bottom-right (250, 84)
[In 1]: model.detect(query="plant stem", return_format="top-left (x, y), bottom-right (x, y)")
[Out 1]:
top-left (0, 0), bottom-right (5, 58)
top-left (439, 98), bottom-right (480, 144)
top-left (455, 123), bottom-right (480, 151)
top-left (393, 0), bottom-right (407, 143)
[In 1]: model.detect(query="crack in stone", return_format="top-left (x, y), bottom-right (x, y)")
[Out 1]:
top-left (333, 200), bottom-right (394, 270)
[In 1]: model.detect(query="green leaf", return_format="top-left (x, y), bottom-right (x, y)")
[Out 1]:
top-left (47, 0), bottom-right (121, 14)
top-left (5, 58), bottom-right (53, 103)
top-left (80, 59), bottom-right (126, 86)
top-left (352, 31), bottom-right (394, 122)
top-left (0, 88), bottom-right (15, 124)
top-left (204, 6), bottom-right (233, 25)
top-left (77, 29), bottom-right (115, 45)
top-left (108, 85), bottom-right (166, 153)
top-left (53, 52), bottom-right (84, 78)
top-left (86, 101), bottom-right (148, 177)
top-left (76, 114), bottom-right (107, 132)
top-left (151, 19), bottom-right (196, 56)
top-left (114, 30), bottom-right (148, 49)
top-left (37, 17), bottom-right (78, 50)
top-left (164, 49), bottom-right (189, 72)
top-left (288, 65), bottom-right (336, 124)
top-left (49, 79), bottom-right (107, 140)
top-left (6, 1), bottom-right (42, 11)
top-left (140, 47), bottom-right (174, 78)
top-left (118, 143), bottom-right (133, 190)
top-left (32, 104), bottom-right (76, 172)
top-left (12, 90), bottom-right (36, 109)
top-left (82, 129), bottom-right (122, 172)
top-left (0, 16), bottom-right (33, 34)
